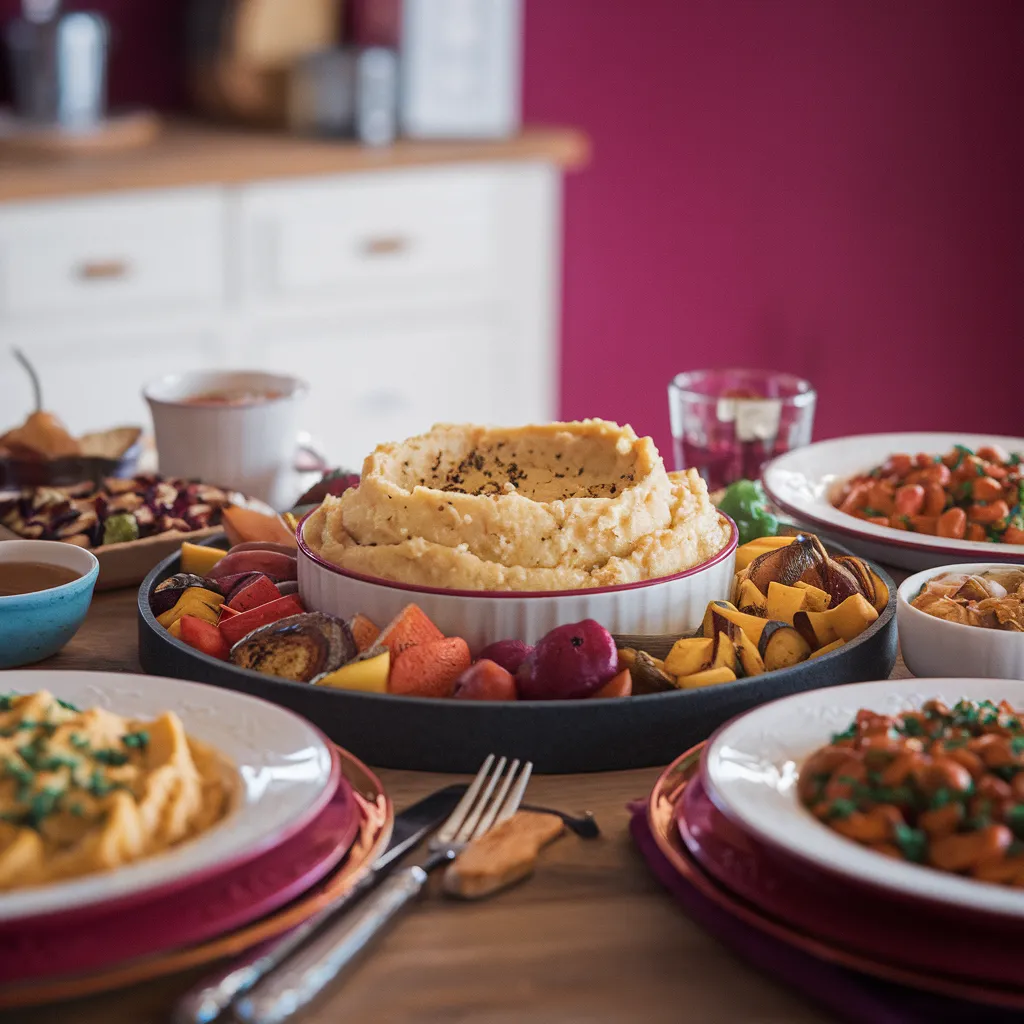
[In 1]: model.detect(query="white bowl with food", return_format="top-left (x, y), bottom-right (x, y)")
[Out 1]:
top-left (298, 420), bottom-right (738, 653)
top-left (762, 432), bottom-right (1024, 570)
top-left (897, 563), bottom-right (1024, 679)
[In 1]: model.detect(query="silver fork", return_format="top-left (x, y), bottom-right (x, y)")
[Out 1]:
top-left (234, 755), bottom-right (532, 1024)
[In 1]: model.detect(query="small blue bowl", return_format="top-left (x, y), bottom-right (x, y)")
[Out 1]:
top-left (0, 541), bottom-right (99, 669)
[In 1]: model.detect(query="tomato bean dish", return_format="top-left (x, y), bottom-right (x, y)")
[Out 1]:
top-left (799, 700), bottom-right (1024, 886)
top-left (833, 445), bottom-right (1024, 544)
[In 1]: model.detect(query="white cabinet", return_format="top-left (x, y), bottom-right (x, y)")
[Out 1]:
top-left (0, 161), bottom-right (561, 475)
top-left (0, 188), bottom-right (225, 322)
top-left (0, 324), bottom-right (221, 435)
top-left (247, 314), bottom-right (518, 469)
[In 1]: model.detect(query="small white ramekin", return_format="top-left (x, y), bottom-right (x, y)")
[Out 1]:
top-left (297, 514), bottom-right (738, 655)
top-left (897, 563), bottom-right (1024, 680)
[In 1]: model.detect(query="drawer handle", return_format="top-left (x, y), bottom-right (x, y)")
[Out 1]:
top-left (76, 259), bottom-right (130, 281)
top-left (360, 236), bottom-right (409, 257)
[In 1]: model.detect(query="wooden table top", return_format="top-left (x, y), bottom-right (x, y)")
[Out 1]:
top-left (5, 586), bottom-right (910, 1024)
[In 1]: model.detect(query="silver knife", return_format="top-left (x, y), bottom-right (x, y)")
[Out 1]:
top-left (171, 784), bottom-right (467, 1024)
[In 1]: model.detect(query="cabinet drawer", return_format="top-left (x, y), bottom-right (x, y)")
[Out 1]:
top-left (0, 188), bottom-right (226, 321)
top-left (238, 169), bottom-right (500, 305)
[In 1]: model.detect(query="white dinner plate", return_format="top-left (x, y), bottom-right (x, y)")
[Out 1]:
top-left (761, 432), bottom-right (1024, 570)
top-left (0, 670), bottom-right (336, 923)
top-left (703, 677), bottom-right (1024, 921)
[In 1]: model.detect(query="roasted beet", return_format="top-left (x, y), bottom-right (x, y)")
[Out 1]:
top-left (516, 620), bottom-right (618, 700)
top-left (476, 639), bottom-right (533, 675)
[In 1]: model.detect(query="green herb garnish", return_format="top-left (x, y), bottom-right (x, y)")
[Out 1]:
top-left (121, 731), bottom-right (149, 750)
top-left (91, 749), bottom-right (129, 767)
top-left (825, 798), bottom-right (857, 821)
top-left (894, 824), bottom-right (928, 863)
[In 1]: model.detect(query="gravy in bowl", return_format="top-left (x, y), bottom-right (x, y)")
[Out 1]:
top-left (0, 562), bottom-right (81, 597)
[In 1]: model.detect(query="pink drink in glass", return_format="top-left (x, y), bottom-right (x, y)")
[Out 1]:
top-left (667, 371), bottom-right (816, 491)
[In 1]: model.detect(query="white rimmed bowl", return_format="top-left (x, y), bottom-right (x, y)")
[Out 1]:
top-left (703, 677), bottom-right (1024, 921)
top-left (897, 564), bottom-right (1024, 680)
top-left (296, 513), bottom-right (739, 654)
top-left (0, 669), bottom-right (336, 924)
top-left (762, 432), bottom-right (1024, 570)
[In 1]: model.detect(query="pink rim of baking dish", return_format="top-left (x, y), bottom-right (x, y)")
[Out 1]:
top-left (295, 510), bottom-right (739, 599)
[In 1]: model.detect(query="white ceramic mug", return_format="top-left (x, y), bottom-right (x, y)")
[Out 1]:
top-left (144, 370), bottom-right (310, 508)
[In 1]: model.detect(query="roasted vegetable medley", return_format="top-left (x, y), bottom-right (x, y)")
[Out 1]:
top-left (0, 476), bottom-right (233, 549)
top-left (160, 531), bottom-right (886, 699)
top-left (618, 533), bottom-right (888, 691)
top-left (834, 444), bottom-right (1024, 544)
top-left (800, 700), bottom-right (1024, 886)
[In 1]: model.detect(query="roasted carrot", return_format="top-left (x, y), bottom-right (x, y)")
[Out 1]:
top-left (936, 507), bottom-right (967, 539)
top-left (894, 484), bottom-right (925, 517)
top-left (969, 500), bottom-right (1009, 525)
top-left (973, 476), bottom-right (1004, 502)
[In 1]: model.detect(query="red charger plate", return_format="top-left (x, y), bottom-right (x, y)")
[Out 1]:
top-left (647, 745), bottom-right (1024, 1011)
top-left (0, 771), bottom-right (359, 986)
top-left (678, 773), bottom-right (1024, 986)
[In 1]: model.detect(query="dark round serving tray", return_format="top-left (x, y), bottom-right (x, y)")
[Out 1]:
top-left (137, 538), bottom-right (898, 774)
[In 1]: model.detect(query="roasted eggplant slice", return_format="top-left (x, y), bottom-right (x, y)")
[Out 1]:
top-left (735, 579), bottom-right (768, 616)
top-left (832, 555), bottom-right (876, 605)
top-left (230, 612), bottom-right (356, 682)
top-left (866, 568), bottom-right (890, 612)
top-left (732, 624), bottom-right (766, 676)
top-left (617, 648), bottom-right (678, 693)
top-left (151, 573), bottom-right (222, 617)
top-left (740, 535), bottom-right (826, 592)
top-left (702, 601), bottom-right (771, 646)
top-left (711, 631), bottom-right (738, 673)
top-left (758, 620), bottom-right (812, 671)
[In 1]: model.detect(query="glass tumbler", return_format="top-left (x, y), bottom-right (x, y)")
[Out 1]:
top-left (667, 369), bottom-right (816, 491)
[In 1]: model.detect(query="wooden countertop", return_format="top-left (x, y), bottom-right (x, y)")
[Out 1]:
top-left (0, 120), bottom-right (590, 204)
top-left (4, 584), bottom-right (912, 1024)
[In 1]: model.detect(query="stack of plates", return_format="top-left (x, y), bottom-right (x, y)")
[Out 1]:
top-left (0, 671), bottom-right (393, 1010)
top-left (644, 678), bottom-right (1024, 1015)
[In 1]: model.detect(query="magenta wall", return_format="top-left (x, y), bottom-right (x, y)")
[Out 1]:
top-left (2, 1), bottom-right (1021, 455)
top-left (522, 0), bottom-right (1024, 453)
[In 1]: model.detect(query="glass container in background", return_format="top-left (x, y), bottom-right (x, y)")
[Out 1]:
top-left (668, 369), bottom-right (816, 491)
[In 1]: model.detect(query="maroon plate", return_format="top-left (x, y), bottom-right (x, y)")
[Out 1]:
top-left (0, 773), bottom-right (359, 983)
top-left (678, 774), bottom-right (1024, 985)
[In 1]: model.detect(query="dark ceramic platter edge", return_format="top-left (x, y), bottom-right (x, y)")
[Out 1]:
top-left (137, 536), bottom-right (898, 774)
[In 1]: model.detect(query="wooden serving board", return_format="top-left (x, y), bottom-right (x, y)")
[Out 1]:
top-left (0, 523), bottom-right (221, 592)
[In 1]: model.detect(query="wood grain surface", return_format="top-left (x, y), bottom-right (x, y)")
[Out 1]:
top-left (0, 121), bottom-right (590, 204)
top-left (3, 587), bottom-right (912, 1024)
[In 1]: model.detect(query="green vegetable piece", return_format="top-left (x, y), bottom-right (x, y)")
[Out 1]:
top-left (716, 480), bottom-right (779, 545)
top-left (825, 798), bottom-right (857, 821)
top-left (894, 824), bottom-right (928, 863)
top-left (92, 749), bottom-right (129, 767)
top-left (102, 512), bottom-right (140, 546)
top-left (121, 731), bottom-right (149, 750)
top-left (1006, 805), bottom-right (1024, 838)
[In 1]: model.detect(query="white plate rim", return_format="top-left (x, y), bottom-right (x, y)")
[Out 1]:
top-left (703, 677), bottom-right (1024, 920)
top-left (761, 432), bottom-right (1024, 563)
top-left (0, 670), bottom-right (335, 923)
